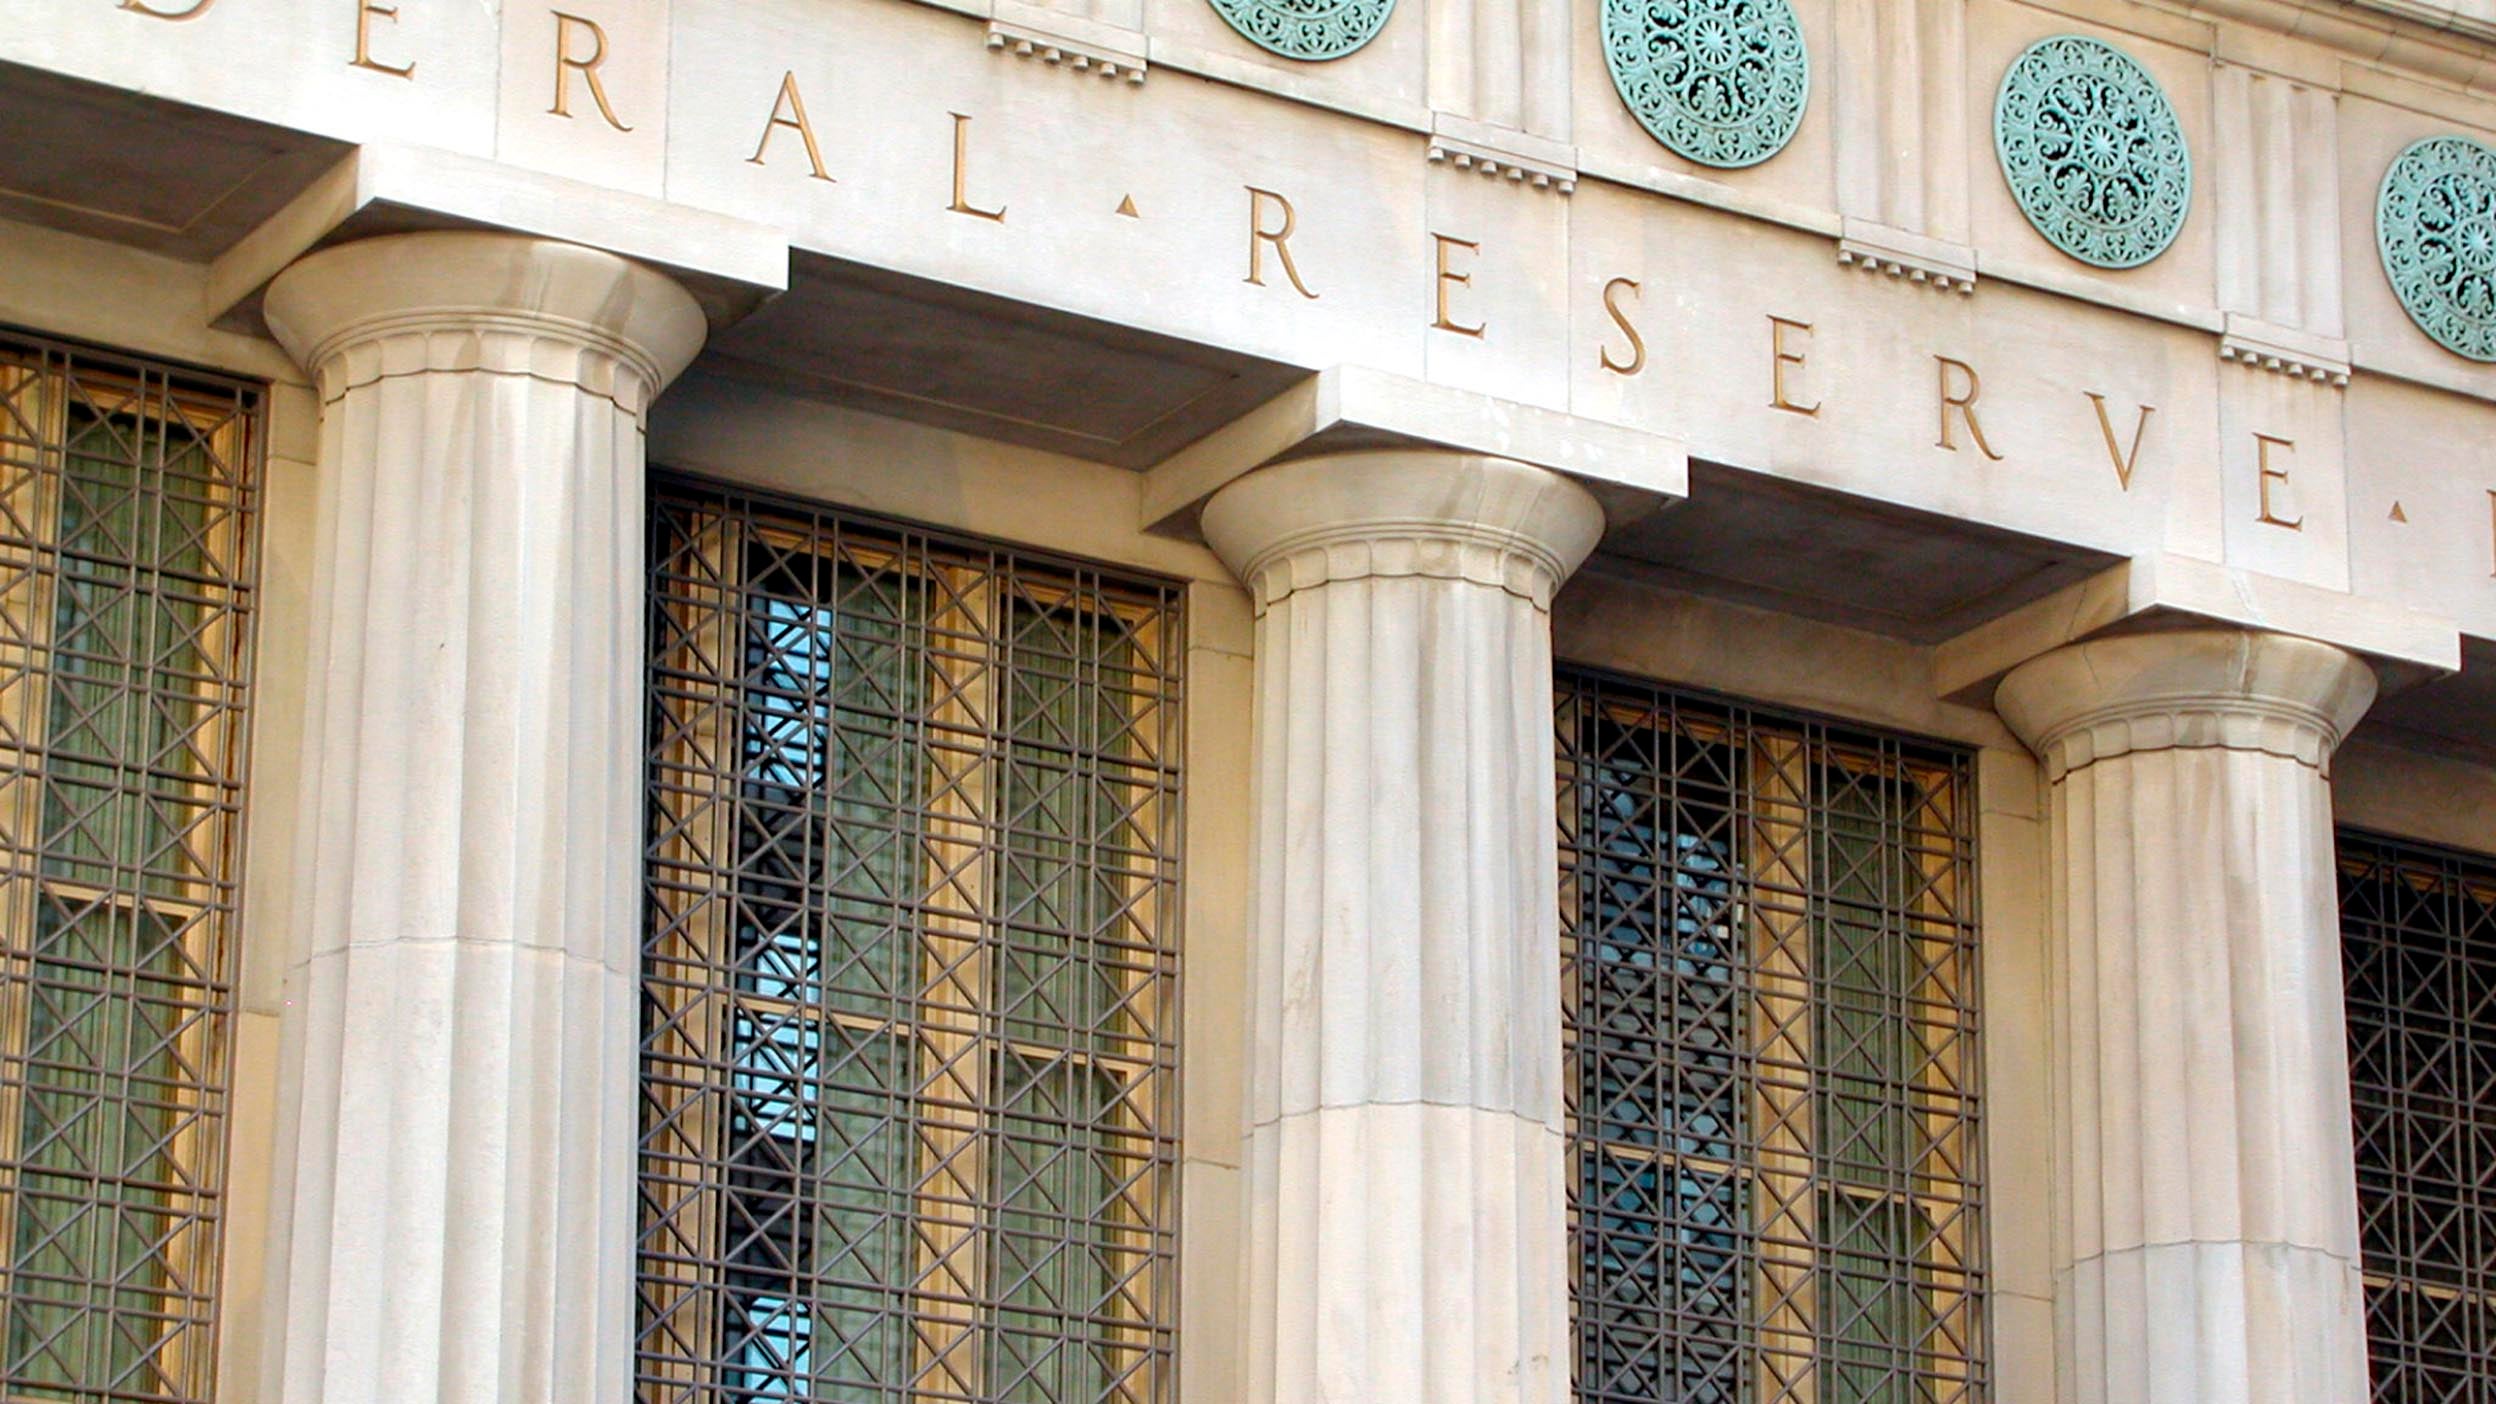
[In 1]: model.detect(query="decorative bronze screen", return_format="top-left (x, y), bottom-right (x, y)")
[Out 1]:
top-left (2340, 829), bottom-right (2496, 1404)
top-left (1558, 668), bottom-right (1985, 1404)
top-left (638, 480), bottom-right (1182, 1404)
top-left (0, 332), bottom-right (260, 1402)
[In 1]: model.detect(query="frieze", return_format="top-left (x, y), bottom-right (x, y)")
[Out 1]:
top-left (58, 0), bottom-right (2496, 598)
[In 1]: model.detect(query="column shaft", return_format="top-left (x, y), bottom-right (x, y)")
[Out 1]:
top-left (1202, 452), bottom-right (1603, 1404)
top-left (1997, 630), bottom-right (2379, 1404)
top-left (260, 232), bottom-right (705, 1404)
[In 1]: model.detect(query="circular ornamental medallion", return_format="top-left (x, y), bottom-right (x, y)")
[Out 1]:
top-left (1206, 0), bottom-right (1396, 61)
top-left (1992, 35), bottom-right (2192, 269)
top-left (1600, 0), bottom-right (1810, 170)
top-left (2377, 135), bottom-right (2496, 362)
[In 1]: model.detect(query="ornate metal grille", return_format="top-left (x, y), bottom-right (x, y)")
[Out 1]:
top-left (1204, 0), bottom-right (1395, 62)
top-left (1991, 35), bottom-right (2193, 271)
top-left (0, 331), bottom-right (261, 1403)
top-left (1558, 668), bottom-right (1985, 1404)
top-left (1599, 0), bottom-right (1810, 170)
top-left (2375, 136), bottom-right (2496, 363)
top-left (2340, 829), bottom-right (2496, 1403)
top-left (638, 480), bottom-right (1183, 1404)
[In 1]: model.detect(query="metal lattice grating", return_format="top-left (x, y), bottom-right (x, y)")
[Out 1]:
top-left (2340, 829), bottom-right (2496, 1404)
top-left (638, 479), bottom-right (1183, 1404)
top-left (1558, 668), bottom-right (1987, 1404)
top-left (0, 331), bottom-right (261, 1403)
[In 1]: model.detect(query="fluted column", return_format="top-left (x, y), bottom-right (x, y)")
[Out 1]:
top-left (1200, 451), bottom-right (1604, 1404)
top-left (259, 232), bottom-right (706, 1404)
top-left (1995, 629), bottom-right (2379, 1404)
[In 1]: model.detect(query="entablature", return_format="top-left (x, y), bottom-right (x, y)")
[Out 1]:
top-left (12, 0), bottom-right (2496, 689)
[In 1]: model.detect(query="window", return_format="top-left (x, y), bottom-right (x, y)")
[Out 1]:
top-left (638, 482), bottom-right (1181, 1404)
top-left (2339, 830), bottom-right (2496, 1403)
top-left (0, 333), bottom-right (261, 1403)
top-left (1558, 669), bottom-right (1985, 1404)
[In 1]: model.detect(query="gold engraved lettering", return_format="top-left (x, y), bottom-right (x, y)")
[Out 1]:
top-left (1599, 277), bottom-right (1645, 376)
top-left (1244, 187), bottom-right (1318, 299)
top-left (351, 0), bottom-right (413, 75)
top-left (1935, 356), bottom-right (2004, 460)
top-left (550, 12), bottom-right (631, 130)
top-left (750, 72), bottom-right (832, 181)
top-left (1432, 234), bottom-right (1485, 338)
top-left (2255, 433), bottom-right (2302, 530)
top-left (947, 112), bottom-right (1005, 221)
top-left (1769, 316), bottom-right (1819, 416)
top-left (2084, 393), bottom-right (2153, 491)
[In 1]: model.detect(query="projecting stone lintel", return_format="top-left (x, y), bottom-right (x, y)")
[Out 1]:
top-left (1139, 365), bottom-right (1687, 542)
top-left (1930, 551), bottom-right (2461, 707)
top-left (205, 143), bottom-right (790, 340)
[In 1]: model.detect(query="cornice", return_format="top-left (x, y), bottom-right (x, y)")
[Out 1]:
top-left (2344, 0), bottom-right (2496, 48)
top-left (2171, 0), bottom-right (2496, 90)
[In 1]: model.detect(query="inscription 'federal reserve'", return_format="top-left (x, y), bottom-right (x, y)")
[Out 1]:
top-left (102, 0), bottom-right (2496, 570)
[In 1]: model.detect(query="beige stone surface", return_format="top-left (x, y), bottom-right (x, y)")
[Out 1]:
top-left (18, 0), bottom-right (2496, 647)
top-left (2336, 735), bottom-right (2496, 851)
top-left (257, 231), bottom-right (705, 1404)
top-left (1203, 451), bottom-right (1600, 1404)
top-left (20, 0), bottom-right (2496, 1396)
top-left (1998, 628), bottom-right (2379, 1404)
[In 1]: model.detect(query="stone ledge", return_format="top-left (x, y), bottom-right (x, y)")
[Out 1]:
top-left (2220, 312), bottom-right (2352, 386)
top-left (1836, 218), bottom-right (1977, 294)
top-left (207, 145), bottom-right (788, 341)
top-left (1933, 554), bottom-right (2460, 706)
top-left (985, 0), bottom-right (1147, 83)
top-left (1141, 365), bottom-right (1687, 540)
top-left (1425, 114), bottom-right (1577, 195)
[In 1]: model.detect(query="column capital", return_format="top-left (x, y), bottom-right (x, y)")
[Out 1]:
top-left (263, 230), bottom-right (707, 417)
top-left (1199, 449), bottom-right (1605, 611)
top-left (1995, 627), bottom-right (2379, 779)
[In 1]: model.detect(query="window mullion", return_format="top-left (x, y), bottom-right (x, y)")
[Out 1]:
top-left (1747, 730), bottom-right (1817, 1404)
top-left (638, 507), bottom-right (740, 1401)
top-left (1911, 759), bottom-right (1977, 1394)
top-left (0, 354), bottom-right (61, 1217)
top-left (912, 560), bottom-right (995, 1401)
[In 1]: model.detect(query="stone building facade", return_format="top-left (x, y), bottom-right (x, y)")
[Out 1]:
top-left (1, 0), bottom-right (2494, 1400)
